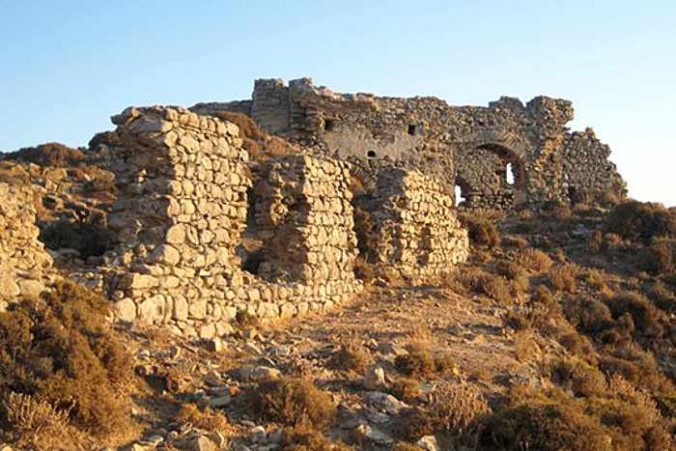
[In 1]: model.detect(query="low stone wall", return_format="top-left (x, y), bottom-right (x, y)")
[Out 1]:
top-left (370, 168), bottom-right (469, 280)
top-left (0, 182), bottom-right (53, 308)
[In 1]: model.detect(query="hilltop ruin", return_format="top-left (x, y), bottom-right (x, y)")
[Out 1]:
top-left (0, 78), bottom-right (626, 335)
top-left (194, 78), bottom-right (625, 209)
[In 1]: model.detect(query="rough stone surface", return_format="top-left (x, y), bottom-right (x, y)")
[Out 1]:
top-left (368, 168), bottom-right (470, 280)
top-left (193, 77), bottom-right (626, 210)
top-left (0, 182), bottom-right (53, 304)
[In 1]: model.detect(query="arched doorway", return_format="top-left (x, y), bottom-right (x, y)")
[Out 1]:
top-left (455, 143), bottom-right (526, 210)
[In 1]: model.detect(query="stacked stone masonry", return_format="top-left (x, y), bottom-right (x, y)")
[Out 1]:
top-left (370, 168), bottom-right (470, 280)
top-left (193, 78), bottom-right (626, 210)
top-left (103, 107), bottom-right (369, 336)
top-left (254, 155), bottom-right (359, 286)
top-left (0, 182), bottom-right (53, 310)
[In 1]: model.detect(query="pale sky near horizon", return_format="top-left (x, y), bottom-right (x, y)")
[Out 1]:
top-left (1, 1), bottom-right (674, 205)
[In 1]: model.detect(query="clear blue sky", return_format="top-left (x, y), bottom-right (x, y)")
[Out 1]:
top-left (1, 0), bottom-right (674, 205)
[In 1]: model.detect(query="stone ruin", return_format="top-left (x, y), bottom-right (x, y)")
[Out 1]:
top-left (369, 168), bottom-right (469, 279)
top-left (0, 77), bottom-right (630, 334)
top-left (193, 78), bottom-right (626, 210)
top-left (0, 182), bottom-right (53, 310)
top-left (55, 105), bottom-right (465, 336)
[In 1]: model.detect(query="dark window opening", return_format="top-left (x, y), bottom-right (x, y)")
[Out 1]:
top-left (408, 124), bottom-right (418, 136)
top-left (324, 119), bottom-right (335, 132)
top-left (366, 150), bottom-right (377, 158)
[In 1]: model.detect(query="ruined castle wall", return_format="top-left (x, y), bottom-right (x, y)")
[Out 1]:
top-left (0, 182), bottom-right (53, 308)
top-left (104, 107), bottom-right (362, 337)
top-left (251, 79), bottom-right (290, 134)
top-left (254, 155), bottom-right (359, 285)
top-left (455, 146), bottom-right (516, 210)
top-left (370, 168), bottom-right (469, 280)
top-left (198, 78), bottom-right (626, 210)
top-left (563, 128), bottom-right (626, 203)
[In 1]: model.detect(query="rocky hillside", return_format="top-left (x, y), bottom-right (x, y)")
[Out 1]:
top-left (0, 130), bottom-right (674, 450)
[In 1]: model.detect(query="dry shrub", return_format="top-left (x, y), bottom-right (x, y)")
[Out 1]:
top-left (175, 403), bottom-right (230, 433)
top-left (501, 235), bottom-right (530, 250)
top-left (582, 268), bottom-right (611, 292)
top-left (389, 378), bottom-right (422, 402)
top-left (606, 291), bottom-right (664, 338)
top-left (563, 296), bottom-right (614, 334)
top-left (394, 344), bottom-right (455, 378)
top-left (401, 382), bottom-right (489, 442)
top-left (548, 265), bottom-right (578, 293)
top-left (588, 229), bottom-right (604, 252)
top-left (515, 249), bottom-right (553, 274)
top-left (281, 426), bottom-right (352, 450)
top-left (503, 310), bottom-right (532, 331)
top-left (235, 310), bottom-right (260, 329)
top-left (513, 331), bottom-right (538, 362)
top-left (1, 392), bottom-right (87, 450)
top-left (3, 142), bottom-right (85, 167)
top-left (598, 345), bottom-right (669, 392)
top-left (454, 268), bottom-right (512, 303)
top-left (551, 358), bottom-right (607, 397)
top-left (329, 341), bottom-right (370, 373)
top-left (459, 213), bottom-right (501, 249)
top-left (478, 402), bottom-right (612, 451)
top-left (644, 281), bottom-right (675, 313)
top-left (558, 332), bottom-right (597, 364)
top-left (584, 375), bottom-right (670, 450)
top-left (605, 200), bottom-right (675, 244)
top-left (639, 239), bottom-right (675, 275)
top-left (0, 280), bottom-right (134, 443)
top-left (255, 377), bottom-right (336, 429)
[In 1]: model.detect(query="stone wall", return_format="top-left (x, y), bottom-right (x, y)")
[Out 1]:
top-left (563, 128), bottom-right (626, 203)
top-left (254, 155), bottom-right (358, 286)
top-left (103, 107), bottom-right (364, 336)
top-left (369, 168), bottom-right (469, 280)
top-left (0, 182), bottom-right (53, 309)
top-left (194, 78), bottom-right (626, 210)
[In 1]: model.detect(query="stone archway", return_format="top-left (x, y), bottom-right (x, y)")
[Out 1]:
top-left (455, 142), bottom-right (527, 210)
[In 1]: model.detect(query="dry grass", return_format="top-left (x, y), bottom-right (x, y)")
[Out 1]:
top-left (1, 392), bottom-right (88, 450)
top-left (515, 249), bottom-right (553, 274)
top-left (548, 265), bottom-right (578, 293)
